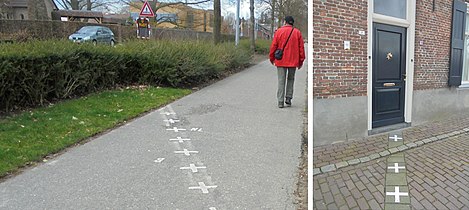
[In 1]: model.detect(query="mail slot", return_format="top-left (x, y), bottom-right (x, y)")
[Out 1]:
top-left (383, 83), bottom-right (396, 87)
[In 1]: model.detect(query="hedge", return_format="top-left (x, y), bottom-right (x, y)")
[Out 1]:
top-left (0, 40), bottom-right (254, 112)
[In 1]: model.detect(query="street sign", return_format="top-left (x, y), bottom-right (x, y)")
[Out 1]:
top-left (139, 1), bottom-right (155, 17)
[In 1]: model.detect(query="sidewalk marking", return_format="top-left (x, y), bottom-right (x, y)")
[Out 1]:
top-left (389, 135), bottom-right (403, 142)
top-left (170, 137), bottom-right (191, 143)
top-left (166, 127), bottom-right (186, 132)
top-left (174, 149), bottom-right (199, 156)
top-left (388, 163), bottom-right (405, 173)
top-left (386, 186), bottom-right (408, 203)
top-left (209, 208), bottom-right (217, 210)
top-left (164, 119), bottom-right (180, 124)
top-left (188, 182), bottom-right (217, 194)
top-left (160, 111), bottom-right (176, 116)
top-left (154, 158), bottom-right (165, 163)
top-left (191, 128), bottom-right (203, 132)
top-left (180, 164), bottom-right (207, 173)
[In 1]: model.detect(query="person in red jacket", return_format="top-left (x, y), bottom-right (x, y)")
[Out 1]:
top-left (269, 16), bottom-right (305, 108)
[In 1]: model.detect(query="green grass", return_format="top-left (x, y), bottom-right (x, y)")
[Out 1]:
top-left (0, 87), bottom-right (191, 177)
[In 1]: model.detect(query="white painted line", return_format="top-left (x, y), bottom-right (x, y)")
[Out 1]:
top-left (388, 163), bottom-right (405, 173)
top-left (166, 127), bottom-right (186, 132)
top-left (154, 158), bottom-right (165, 163)
top-left (191, 128), bottom-right (203, 132)
top-left (174, 149), bottom-right (199, 156)
top-left (389, 135), bottom-right (403, 142)
top-left (188, 182), bottom-right (217, 194)
top-left (180, 164), bottom-right (207, 173)
top-left (209, 208), bottom-right (217, 210)
top-left (169, 137), bottom-right (191, 143)
top-left (386, 186), bottom-right (408, 203)
top-left (164, 119), bottom-right (180, 124)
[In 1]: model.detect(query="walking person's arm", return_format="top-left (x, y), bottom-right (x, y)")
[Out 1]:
top-left (298, 31), bottom-right (305, 70)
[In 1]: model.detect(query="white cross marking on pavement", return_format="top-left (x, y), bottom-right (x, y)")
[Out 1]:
top-left (160, 111), bottom-right (176, 116)
top-left (169, 137), bottom-right (191, 143)
top-left (386, 186), bottom-right (408, 203)
top-left (188, 182), bottom-right (217, 194)
top-left (388, 163), bottom-right (405, 173)
top-left (154, 158), bottom-right (165, 163)
top-left (164, 119), bottom-right (180, 124)
top-left (191, 128), bottom-right (203, 132)
top-left (180, 164), bottom-right (207, 173)
top-left (209, 208), bottom-right (217, 210)
top-left (174, 149), bottom-right (199, 156)
top-left (166, 127), bottom-right (186, 132)
top-left (389, 135), bottom-right (403, 142)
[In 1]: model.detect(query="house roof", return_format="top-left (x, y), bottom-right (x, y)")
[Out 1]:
top-left (6, 0), bottom-right (58, 9)
top-left (53, 10), bottom-right (103, 18)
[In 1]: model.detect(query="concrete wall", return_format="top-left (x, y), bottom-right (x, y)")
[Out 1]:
top-left (313, 96), bottom-right (368, 146)
top-left (412, 88), bottom-right (469, 125)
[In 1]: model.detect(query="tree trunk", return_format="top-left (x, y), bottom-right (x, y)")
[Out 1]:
top-left (87, 0), bottom-right (91, 10)
top-left (249, 0), bottom-right (255, 51)
top-left (70, 0), bottom-right (79, 10)
top-left (213, 0), bottom-right (221, 44)
top-left (271, 0), bottom-right (275, 39)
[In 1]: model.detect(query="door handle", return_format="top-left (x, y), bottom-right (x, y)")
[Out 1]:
top-left (383, 83), bottom-right (396, 87)
top-left (403, 74), bottom-right (407, 81)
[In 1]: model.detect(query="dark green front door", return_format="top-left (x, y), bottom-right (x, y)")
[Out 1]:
top-left (372, 23), bottom-right (406, 128)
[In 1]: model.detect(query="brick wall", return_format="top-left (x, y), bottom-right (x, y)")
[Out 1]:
top-left (413, 0), bottom-right (453, 90)
top-left (313, 0), bottom-right (368, 99)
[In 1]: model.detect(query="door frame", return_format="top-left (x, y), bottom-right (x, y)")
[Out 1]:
top-left (367, 0), bottom-right (416, 131)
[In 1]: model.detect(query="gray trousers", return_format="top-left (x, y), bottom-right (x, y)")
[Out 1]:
top-left (277, 67), bottom-right (296, 102)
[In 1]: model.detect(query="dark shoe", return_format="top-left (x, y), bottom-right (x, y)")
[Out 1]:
top-left (278, 102), bottom-right (284, 108)
top-left (285, 98), bottom-right (292, 107)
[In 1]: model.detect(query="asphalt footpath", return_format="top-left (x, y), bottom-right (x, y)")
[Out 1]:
top-left (0, 59), bottom-right (307, 210)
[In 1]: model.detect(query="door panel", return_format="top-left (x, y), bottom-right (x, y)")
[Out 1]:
top-left (372, 23), bottom-right (406, 128)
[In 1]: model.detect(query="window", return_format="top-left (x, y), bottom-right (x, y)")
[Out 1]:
top-left (374, 0), bottom-right (407, 19)
top-left (20, 14), bottom-right (24, 20)
top-left (186, 11), bottom-right (194, 28)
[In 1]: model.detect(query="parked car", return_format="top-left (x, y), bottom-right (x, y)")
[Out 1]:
top-left (69, 26), bottom-right (115, 46)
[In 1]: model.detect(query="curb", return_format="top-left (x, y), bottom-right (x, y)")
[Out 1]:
top-left (313, 127), bottom-right (468, 176)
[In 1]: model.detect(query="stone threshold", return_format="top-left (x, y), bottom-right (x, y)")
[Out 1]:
top-left (313, 127), bottom-right (469, 176)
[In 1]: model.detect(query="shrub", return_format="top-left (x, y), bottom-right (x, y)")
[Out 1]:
top-left (239, 39), bottom-right (272, 54)
top-left (0, 40), bottom-right (252, 112)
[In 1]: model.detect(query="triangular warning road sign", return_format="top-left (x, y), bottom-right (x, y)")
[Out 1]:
top-left (139, 1), bottom-right (155, 17)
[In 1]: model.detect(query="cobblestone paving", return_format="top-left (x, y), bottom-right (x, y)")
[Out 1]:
top-left (313, 157), bottom-right (387, 210)
top-left (314, 115), bottom-right (469, 210)
top-left (405, 133), bottom-right (469, 210)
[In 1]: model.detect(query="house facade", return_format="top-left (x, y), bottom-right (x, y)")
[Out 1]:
top-left (313, 0), bottom-right (469, 145)
top-left (0, 0), bottom-right (57, 20)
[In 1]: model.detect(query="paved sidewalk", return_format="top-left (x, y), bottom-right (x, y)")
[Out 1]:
top-left (0, 60), bottom-right (307, 209)
top-left (313, 115), bottom-right (469, 210)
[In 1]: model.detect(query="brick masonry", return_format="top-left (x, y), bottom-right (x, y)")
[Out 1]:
top-left (313, 0), bottom-right (469, 98)
top-left (313, 0), bottom-right (368, 99)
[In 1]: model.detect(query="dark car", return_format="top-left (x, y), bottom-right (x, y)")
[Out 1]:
top-left (69, 26), bottom-right (115, 46)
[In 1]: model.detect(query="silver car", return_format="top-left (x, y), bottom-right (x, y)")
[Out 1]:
top-left (69, 26), bottom-right (116, 46)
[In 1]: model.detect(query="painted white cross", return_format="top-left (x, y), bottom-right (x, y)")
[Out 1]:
top-left (188, 182), bottom-right (217, 194)
top-left (388, 163), bottom-right (405, 173)
top-left (180, 164), bottom-right (207, 172)
top-left (386, 186), bottom-right (408, 203)
top-left (174, 149), bottom-right (199, 156)
top-left (169, 137), bottom-right (191, 143)
top-left (154, 158), bottom-right (165, 163)
top-left (166, 127), bottom-right (186, 132)
top-left (164, 119), bottom-right (180, 124)
top-left (389, 135), bottom-right (403, 142)
top-left (160, 111), bottom-right (176, 116)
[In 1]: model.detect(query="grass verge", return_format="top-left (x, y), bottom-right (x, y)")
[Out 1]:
top-left (0, 86), bottom-right (191, 178)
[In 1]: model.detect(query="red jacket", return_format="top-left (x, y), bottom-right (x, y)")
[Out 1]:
top-left (269, 25), bottom-right (305, 68)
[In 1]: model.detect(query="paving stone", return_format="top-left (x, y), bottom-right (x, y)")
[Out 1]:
top-left (389, 141), bottom-right (403, 148)
top-left (368, 153), bottom-right (380, 160)
top-left (385, 173), bottom-right (408, 186)
top-left (321, 164), bottom-right (336, 173)
top-left (313, 168), bottom-right (321, 176)
top-left (463, 128), bottom-right (469, 132)
top-left (396, 145), bottom-right (408, 151)
top-left (429, 137), bottom-right (439, 142)
top-left (356, 197), bottom-right (369, 210)
top-left (422, 138), bottom-right (432, 143)
top-left (436, 134), bottom-right (446, 140)
top-left (347, 159), bottom-right (360, 165)
top-left (384, 204), bottom-right (411, 210)
top-left (379, 150), bottom-right (391, 157)
top-left (335, 161), bottom-right (349, 169)
top-left (387, 155), bottom-right (405, 163)
top-left (345, 196), bottom-right (358, 208)
top-left (359, 156), bottom-right (371, 163)
top-left (405, 142), bottom-right (417, 148)
top-left (415, 140), bottom-right (425, 146)
top-left (388, 148), bottom-right (399, 154)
